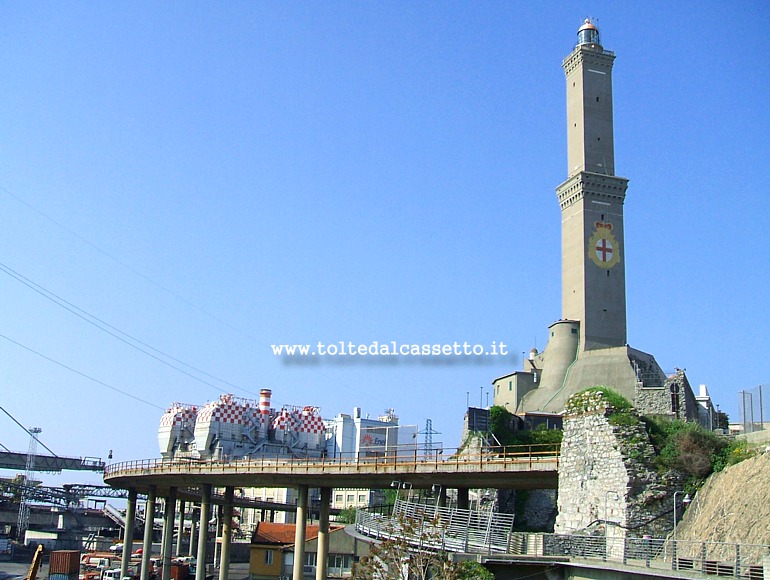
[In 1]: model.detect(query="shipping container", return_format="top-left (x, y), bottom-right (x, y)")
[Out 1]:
top-left (49, 551), bottom-right (81, 574)
top-left (169, 564), bottom-right (190, 580)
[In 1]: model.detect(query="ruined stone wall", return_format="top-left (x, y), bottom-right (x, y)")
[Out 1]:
top-left (665, 369), bottom-right (699, 421)
top-left (634, 369), bottom-right (700, 421)
top-left (634, 384), bottom-right (670, 416)
top-left (555, 390), bottom-right (674, 540)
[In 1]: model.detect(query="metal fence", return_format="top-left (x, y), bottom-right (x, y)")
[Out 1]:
top-left (739, 385), bottom-right (769, 434)
top-left (532, 534), bottom-right (769, 578)
top-left (356, 498), bottom-right (515, 554)
top-left (356, 501), bottom-right (770, 578)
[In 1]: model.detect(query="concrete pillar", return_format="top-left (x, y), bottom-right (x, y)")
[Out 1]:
top-left (159, 498), bottom-right (167, 562)
top-left (188, 507), bottom-right (198, 557)
top-left (292, 486), bottom-right (309, 580)
top-left (457, 488), bottom-right (469, 510)
top-left (162, 488), bottom-right (177, 580)
top-left (140, 486), bottom-right (157, 580)
top-left (176, 500), bottom-right (186, 557)
top-left (195, 485), bottom-right (212, 580)
top-left (315, 488), bottom-right (331, 580)
top-left (121, 489), bottom-right (138, 579)
top-left (218, 487), bottom-right (234, 580)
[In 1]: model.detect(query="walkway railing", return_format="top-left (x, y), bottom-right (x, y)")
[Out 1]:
top-left (356, 498), bottom-right (515, 554)
top-left (516, 534), bottom-right (769, 578)
top-left (355, 500), bottom-right (770, 578)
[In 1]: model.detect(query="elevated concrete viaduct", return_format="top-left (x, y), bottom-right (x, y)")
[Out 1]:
top-left (104, 446), bottom-right (559, 580)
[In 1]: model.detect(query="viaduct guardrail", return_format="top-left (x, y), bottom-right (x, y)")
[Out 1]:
top-left (103, 444), bottom-right (560, 493)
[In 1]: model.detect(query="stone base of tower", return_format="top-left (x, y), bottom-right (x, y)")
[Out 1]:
top-left (518, 345), bottom-right (646, 414)
top-left (493, 320), bottom-right (701, 420)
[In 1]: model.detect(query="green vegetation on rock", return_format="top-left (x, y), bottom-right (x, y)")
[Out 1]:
top-left (566, 388), bottom-right (757, 492)
top-left (643, 417), bottom-right (754, 482)
top-left (568, 387), bottom-right (640, 428)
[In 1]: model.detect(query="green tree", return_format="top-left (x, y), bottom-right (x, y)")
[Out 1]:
top-left (351, 514), bottom-right (477, 580)
top-left (715, 410), bottom-right (729, 431)
top-left (338, 506), bottom-right (357, 524)
top-left (489, 405), bottom-right (562, 447)
top-left (456, 561), bottom-right (494, 580)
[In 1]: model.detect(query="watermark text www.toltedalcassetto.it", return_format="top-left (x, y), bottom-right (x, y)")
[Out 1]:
top-left (271, 341), bottom-right (511, 363)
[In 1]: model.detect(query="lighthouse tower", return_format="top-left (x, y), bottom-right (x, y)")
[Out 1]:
top-left (492, 20), bottom-right (699, 420)
top-left (557, 19), bottom-right (629, 350)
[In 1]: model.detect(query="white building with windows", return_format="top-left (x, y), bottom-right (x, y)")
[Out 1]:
top-left (324, 407), bottom-right (400, 460)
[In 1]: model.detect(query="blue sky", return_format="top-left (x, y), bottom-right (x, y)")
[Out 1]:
top-left (1, 2), bottom-right (768, 488)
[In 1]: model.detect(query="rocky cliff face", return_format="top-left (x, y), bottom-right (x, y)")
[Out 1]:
top-left (677, 450), bottom-right (770, 545)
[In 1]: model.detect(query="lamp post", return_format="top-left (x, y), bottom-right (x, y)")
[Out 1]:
top-left (432, 484), bottom-right (443, 510)
top-left (390, 480), bottom-right (413, 506)
top-left (404, 482), bottom-right (413, 503)
top-left (672, 491), bottom-right (691, 543)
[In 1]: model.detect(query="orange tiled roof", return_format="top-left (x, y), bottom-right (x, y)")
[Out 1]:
top-left (251, 522), bottom-right (345, 546)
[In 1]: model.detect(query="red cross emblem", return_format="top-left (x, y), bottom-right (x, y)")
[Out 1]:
top-left (595, 238), bottom-right (614, 262)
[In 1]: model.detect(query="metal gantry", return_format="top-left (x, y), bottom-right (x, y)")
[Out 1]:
top-left (16, 426), bottom-right (41, 540)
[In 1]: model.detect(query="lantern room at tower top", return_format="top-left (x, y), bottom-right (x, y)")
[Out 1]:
top-left (577, 18), bottom-right (600, 46)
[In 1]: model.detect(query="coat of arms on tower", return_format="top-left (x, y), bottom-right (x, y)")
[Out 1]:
top-left (588, 221), bottom-right (620, 269)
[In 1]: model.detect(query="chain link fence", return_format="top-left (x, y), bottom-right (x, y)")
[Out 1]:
top-left (739, 384), bottom-right (769, 434)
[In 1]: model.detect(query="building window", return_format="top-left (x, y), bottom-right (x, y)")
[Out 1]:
top-left (346, 494), bottom-right (354, 503)
top-left (509, 381), bottom-right (512, 391)
top-left (305, 552), bottom-right (317, 567)
top-left (571, 328), bottom-right (577, 334)
top-left (264, 550), bottom-right (273, 566)
top-left (335, 494), bottom-right (343, 503)
top-left (358, 494), bottom-right (367, 503)
top-left (330, 554), bottom-right (352, 571)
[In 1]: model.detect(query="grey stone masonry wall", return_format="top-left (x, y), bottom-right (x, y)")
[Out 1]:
top-left (555, 390), bottom-right (675, 541)
top-left (634, 384), bottom-right (670, 416)
top-left (635, 369), bottom-right (700, 421)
